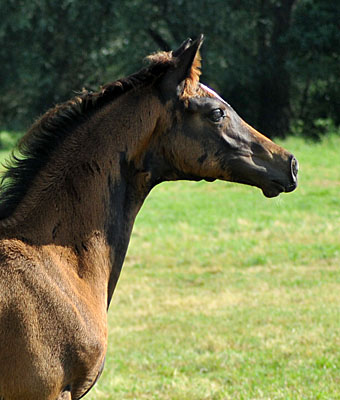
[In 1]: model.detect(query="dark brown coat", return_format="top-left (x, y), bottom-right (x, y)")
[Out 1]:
top-left (0, 36), bottom-right (297, 400)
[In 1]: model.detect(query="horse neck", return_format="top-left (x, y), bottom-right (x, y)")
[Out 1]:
top-left (6, 88), bottom-right (166, 305)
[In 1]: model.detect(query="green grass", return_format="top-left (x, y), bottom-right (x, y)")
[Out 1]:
top-left (89, 134), bottom-right (340, 399)
top-left (1, 132), bottom-right (340, 399)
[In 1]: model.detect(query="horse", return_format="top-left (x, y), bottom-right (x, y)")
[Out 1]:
top-left (0, 35), bottom-right (298, 400)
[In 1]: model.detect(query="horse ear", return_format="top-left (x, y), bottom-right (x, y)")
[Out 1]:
top-left (161, 35), bottom-right (204, 99)
top-left (172, 38), bottom-right (193, 57)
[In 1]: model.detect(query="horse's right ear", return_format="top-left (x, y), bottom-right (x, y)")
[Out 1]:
top-left (160, 35), bottom-right (204, 99)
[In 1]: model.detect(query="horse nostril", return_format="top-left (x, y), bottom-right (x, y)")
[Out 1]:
top-left (290, 156), bottom-right (299, 181)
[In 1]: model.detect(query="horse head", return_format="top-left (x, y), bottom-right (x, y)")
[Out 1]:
top-left (153, 35), bottom-right (298, 198)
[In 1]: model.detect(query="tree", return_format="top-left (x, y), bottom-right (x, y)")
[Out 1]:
top-left (255, 0), bottom-right (296, 137)
top-left (0, 0), bottom-right (119, 129)
top-left (289, 0), bottom-right (340, 136)
top-left (1, 0), bottom-right (339, 138)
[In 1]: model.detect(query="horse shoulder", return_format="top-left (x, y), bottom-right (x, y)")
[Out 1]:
top-left (0, 238), bottom-right (107, 400)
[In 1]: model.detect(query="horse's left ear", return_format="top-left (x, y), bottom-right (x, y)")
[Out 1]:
top-left (161, 35), bottom-right (204, 98)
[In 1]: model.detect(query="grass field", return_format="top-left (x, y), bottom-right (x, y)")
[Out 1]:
top-left (1, 133), bottom-right (340, 399)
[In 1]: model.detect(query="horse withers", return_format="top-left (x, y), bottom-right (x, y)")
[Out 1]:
top-left (0, 36), bottom-right (297, 399)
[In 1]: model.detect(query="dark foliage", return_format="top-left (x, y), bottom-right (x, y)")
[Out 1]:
top-left (0, 0), bottom-right (339, 138)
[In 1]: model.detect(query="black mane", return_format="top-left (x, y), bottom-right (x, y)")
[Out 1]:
top-left (0, 57), bottom-right (174, 220)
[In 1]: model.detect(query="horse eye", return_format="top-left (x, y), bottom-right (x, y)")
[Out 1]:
top-left (208, 108), bottom-right (224, 123)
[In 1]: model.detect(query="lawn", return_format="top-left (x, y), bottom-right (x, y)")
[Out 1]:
top-left (1, 132), bottom-right (340, 399)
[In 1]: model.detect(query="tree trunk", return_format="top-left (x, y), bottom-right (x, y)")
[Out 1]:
top-left (257, 0), bottom-right (296, 138)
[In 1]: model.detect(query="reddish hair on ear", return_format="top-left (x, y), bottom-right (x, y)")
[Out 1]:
top-left (180, 50), bottom-right (202, 99)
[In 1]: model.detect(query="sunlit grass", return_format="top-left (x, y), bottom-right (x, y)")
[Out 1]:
top-left (92, 134), bottom-right (340, 400)
top-left (1, 132), bottom-right (340, 399)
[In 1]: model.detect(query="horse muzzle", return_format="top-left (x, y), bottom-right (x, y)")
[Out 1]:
top-left (262, 155), bottom-right (298, 198)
